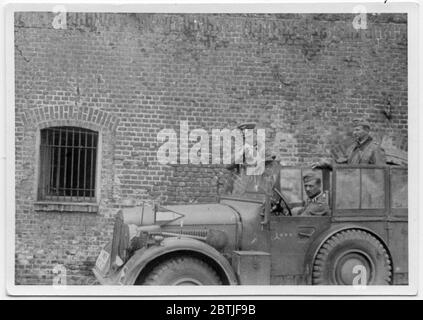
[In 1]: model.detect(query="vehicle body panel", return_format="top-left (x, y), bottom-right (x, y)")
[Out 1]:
top-left (330, 165), bottom-right (407, 284)
top-left (164, 203), bottom-right (239, 226)
top-left (269, 216), bottom-right (331, 284)
top-left (95, 237), bottom-right (238, 285)
top-left (93, 165), bottom-right (408, 286)
top-left (387, 220), bottom-right (408, 284)
top-left (219, 196), bottom-right (269, 252)
top-left (159, 203), bottom-right (241, 257)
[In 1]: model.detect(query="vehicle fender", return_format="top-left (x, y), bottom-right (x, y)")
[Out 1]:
top-left (120, 237), bottom-right (239, 285)
top-left (303, 223), bottom-right (391, 284)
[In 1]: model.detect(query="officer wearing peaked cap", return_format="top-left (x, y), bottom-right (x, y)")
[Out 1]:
top-left (292, 172), bottom-right (330, 216)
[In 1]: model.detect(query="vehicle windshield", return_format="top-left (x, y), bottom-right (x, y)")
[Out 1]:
top-left (278, 167), bottom-right (328, 205)
top-left (219, 162), bottom-right (327, 204)
top-left (219, 162), bottom-right (281, 201)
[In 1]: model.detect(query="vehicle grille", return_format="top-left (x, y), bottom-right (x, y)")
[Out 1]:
top-left (157, 228), bottom-right (209, 239)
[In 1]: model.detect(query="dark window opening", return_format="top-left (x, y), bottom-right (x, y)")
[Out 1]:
top-left (38, 126), bottom-right (98, 202)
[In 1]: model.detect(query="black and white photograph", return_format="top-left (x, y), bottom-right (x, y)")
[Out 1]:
top-left (2, 0), bottom-right (420, 298)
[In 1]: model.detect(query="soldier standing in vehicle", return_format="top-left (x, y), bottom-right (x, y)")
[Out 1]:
top-left (292, 172), bottom-right (330, 216)
top-left (312, 119), bottom-right (386, 169)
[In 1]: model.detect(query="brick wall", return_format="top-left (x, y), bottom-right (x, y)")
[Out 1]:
top-left (14, 12), bottom-right (407, 284)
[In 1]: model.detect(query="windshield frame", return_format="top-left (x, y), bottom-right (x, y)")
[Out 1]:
top-left (331, 165), bottom-right (407, 217)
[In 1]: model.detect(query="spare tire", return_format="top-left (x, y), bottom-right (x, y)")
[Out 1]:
top-left (312, 229), bottom-right (392, 285)
top-left (142, 256), bottom-right (222, 285)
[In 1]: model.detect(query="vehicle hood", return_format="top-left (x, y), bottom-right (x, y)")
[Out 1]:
top-left (162, 203), bottom-right (240, 226)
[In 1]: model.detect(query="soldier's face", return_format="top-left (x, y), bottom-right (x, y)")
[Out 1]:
top-left (353, 125), bottom-right (369, 142)
top-left (304, 180), bottom-right (321, 198)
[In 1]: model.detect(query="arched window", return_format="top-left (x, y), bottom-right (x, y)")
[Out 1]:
top-left (38, 126), bottom-right (98, 202)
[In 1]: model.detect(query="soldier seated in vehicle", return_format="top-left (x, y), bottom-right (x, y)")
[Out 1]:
top-left (291, 172), bottom-right (330, 216)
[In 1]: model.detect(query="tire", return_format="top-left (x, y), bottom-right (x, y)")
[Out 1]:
top-left (142, 256), bottom-right (222, 285)
top-left (312, 229), bottom-right (392, 285)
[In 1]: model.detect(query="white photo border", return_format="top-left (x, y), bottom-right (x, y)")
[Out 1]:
top-left (3, 0), bottom-right (420, 297)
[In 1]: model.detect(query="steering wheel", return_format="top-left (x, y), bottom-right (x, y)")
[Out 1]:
top-left (272, 187), bottom-right (292, 216)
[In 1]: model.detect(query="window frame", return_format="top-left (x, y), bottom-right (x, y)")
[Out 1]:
top-left (278, 166), bottom-right (331, 212)
top-left (34, 125), bottom-right (102, 210)
top-left (332, 165), bottom-right (389, 217)
top-left (390, 167), bottom-right (408, 217)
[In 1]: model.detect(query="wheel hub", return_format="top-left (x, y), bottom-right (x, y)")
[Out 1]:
top-left (333, 251), bottom-right (374, 285)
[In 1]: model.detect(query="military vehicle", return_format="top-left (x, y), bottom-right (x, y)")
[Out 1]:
top-left (93, 162), bottom-right (408, 285)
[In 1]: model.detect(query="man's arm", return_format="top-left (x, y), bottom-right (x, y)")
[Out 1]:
top-left (291, 207), bottom-right (304, 216)
top-left (302, 202), bottom-right (330, 216)
top-left (311, 145), bottom-right (350, 169)
top-left (302, 194), bottom-right (330, 216)
top-left (311, 158), bottom-right (334, 170)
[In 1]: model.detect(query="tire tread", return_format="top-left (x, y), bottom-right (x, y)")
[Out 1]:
top-left (312, 229), bottom-right (392, 285)
top-left (142, 256), bottom-right (222, 285)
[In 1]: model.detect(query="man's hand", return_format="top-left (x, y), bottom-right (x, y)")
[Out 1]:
top-left (291, 207), bottom-right (303, 216)
top-left (311, 158), bottom-right (333, 169)
top-left (334, 156), bottom-right (348, 164)
top-left (311, 162), bottom-right (320, 169)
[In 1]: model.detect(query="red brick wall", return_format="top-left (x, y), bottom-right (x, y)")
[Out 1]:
top-left (14, 12), bottom-right (407, 284)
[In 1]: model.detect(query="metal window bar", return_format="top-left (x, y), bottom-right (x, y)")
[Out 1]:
top-left (359, 168), bottom-right (362, 209)
top-left (63, 129), bottom-right (68, 198)
top-left (55, 128), bottom-right (62, 200)
top-left (49, 129), bottom-right (55, 197)
top-left (39, 126), bottom-right (98, 203)
top-left (70, 127), bottom-right (75, 200)
top-left (77, 129), bottom-right (81, 199)
top-left (90, 133), bottom-right (96, 198)
top-left (83, 132), bottom-right (87, 201)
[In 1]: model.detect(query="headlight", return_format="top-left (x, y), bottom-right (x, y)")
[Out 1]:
top-left (121, 203), bottom-right (156, 226)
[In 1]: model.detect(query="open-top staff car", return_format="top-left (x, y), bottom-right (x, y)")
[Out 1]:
top-left (93, 163), bottom-right (408, 285)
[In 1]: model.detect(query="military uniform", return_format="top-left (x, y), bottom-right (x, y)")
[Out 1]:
top-left (290, 172), bottom-right (330, 216)
top-left (342, 136), bottom-right (386, 165)
top-left (229, 159), bottom-right (280, 196)
top-left (314, 120), bottom-right (387, 169)
top-left (300, 191), bottom-right (330, 216)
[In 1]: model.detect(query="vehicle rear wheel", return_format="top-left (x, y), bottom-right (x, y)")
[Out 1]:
top-left (312, 229), bottom-right (392, 285)
top-left (142, 256), bottom-right (222, 285)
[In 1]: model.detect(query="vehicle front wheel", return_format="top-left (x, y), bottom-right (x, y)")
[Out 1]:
top-left (141, 256), bottom-right (222, 285)
top-left (312, 229), bottom-right (392, 285)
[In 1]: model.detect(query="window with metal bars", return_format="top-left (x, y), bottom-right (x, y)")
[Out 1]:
top-left (38, 126), bottom-right (98, 202)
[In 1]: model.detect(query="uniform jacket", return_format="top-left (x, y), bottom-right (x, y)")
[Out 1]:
top-left (301, 191), bottom-right (330, 216)
top-left (340, 136), bottom-right (386, 165)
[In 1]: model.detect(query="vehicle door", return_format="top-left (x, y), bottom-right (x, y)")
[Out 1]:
top-left (269, 167), bottom-right (331, 284)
